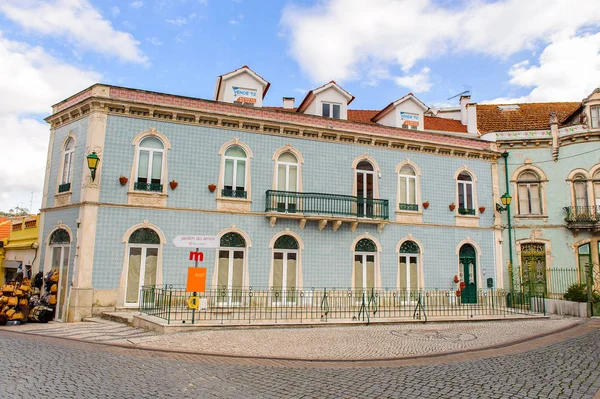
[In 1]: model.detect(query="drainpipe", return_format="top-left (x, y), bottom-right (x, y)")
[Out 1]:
top-left (502, 151), bottom-right (514, 279)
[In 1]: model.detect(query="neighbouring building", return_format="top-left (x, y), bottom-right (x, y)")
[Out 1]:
top-left (475, 89), bottom-right (600, 295)
top-left (2, 215), bottom-right (39, 284)
top-left (37, 66), bottom-right (504, 321)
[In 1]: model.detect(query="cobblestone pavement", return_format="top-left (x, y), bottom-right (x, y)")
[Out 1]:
top-left (1, 323), bottom-right (600, 398)
top-left (5, 316), bottom-right (581, 359)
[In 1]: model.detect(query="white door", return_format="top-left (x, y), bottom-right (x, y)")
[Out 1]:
top-left (125, 245), bottom-right (158, 307)
top-left (217, 249), bottom-right (245, 305)
top-left (354, 253), bottom-right (375, 294)
top-left (51, 245), bottom-right (70, 321)
top-left (273, 250), bottom-right (298, 304)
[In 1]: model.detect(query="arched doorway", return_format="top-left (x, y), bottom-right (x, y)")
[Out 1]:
top-left (459, 244), bottom-right (477, 304)
top-left (217, 232), bottom-right (247, 305)
top-left (354, 238), bottom-right (377, 292)
top-left (125, 228), bottom-right (160, 307)
top-left (49, 228), bottom-right (71, 321)
top-left (272, 235), bottom-right (299, 304)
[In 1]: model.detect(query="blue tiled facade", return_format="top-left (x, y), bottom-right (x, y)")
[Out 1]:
top-left (39, 114), bottom-right (498, 297)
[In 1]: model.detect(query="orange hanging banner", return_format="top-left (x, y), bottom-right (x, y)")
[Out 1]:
top-left (186, 267), bottom-right (207, 293)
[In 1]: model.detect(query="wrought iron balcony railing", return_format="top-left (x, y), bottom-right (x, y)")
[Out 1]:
top-left (266, 190), bottom-right (389, 220)
top-left (58, 182), bottom-right (71, 193)
top-left (563, 206), bottom-right (600, 224)
top-left (222, 188), bottom-right (248, 199)
top-left (399, 203), bottom-right (418, 211)
top-left (458, 208), bottom-right (476, 215)
top-left (134, 182), bottom-right (163, 192)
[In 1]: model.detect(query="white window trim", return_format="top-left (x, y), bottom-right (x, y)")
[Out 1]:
top-left (454, 167), bottom-right (479, 218)
top-left (510, 165), bottom-right (548, 220)
top-left (128, 129), bottom-right (171, 196)
top-left (352, 155), bottom-right (381, 218)
top-left (455, 239), bottom-right (483, 291)
top-left (396, 237), bottom-right (425, 293)
top-left (217, 139), bottom-right (253, 203)
top-left (135, 140), bottom-right (165, 186)
top-left (395, 160), bottom-right (421, 214)
top-left (321, 101), bottom-right (342, 119)
top-left (211, 227), bottom-right (252, 292)
top-left (349, 234), bottom-right (382, 292)
top-left (591, 105), bottom-right (600, 129)
top-left (55, 133), bottom-right (77, 197)
top-left (118, 223), bottom-right (165, 308)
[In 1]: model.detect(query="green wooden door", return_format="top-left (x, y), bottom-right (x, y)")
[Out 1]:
top-left (460, 244), bottom-right (477, 304)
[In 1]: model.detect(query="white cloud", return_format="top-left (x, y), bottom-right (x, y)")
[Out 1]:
top-left (229, 19), bottom-right (239, 25)
top-left (281, 0), bottom-right (600, 91)
top-left (394, 67), bottom-right (432, 93)
top-left (130, 1), bottom-right (144, 9)
top-left (293, 88), bottom-right (308, 94)
top-left (0, 34), bottom-right (100, 212)
top-left (0, 0), bottom-right (147, 64)
top-left (167, 17), bottom-right (188, 26)
top-left (488, 34), bottom-right (600, 103)
top-left (0, 34), bottom-right (100, 115)
top-left (146, 37), bottom-right (162, 46)
top-left (111, 6), bottom-right (120, 17)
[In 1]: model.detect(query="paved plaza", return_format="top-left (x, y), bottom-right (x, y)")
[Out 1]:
top-left (1, 319), bottom-right (600, 398)
top-left (5, 316), bottom-right (582, 359)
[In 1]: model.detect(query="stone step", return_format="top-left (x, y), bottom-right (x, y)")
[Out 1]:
top-left (99, 311), bottom-right (136, 326)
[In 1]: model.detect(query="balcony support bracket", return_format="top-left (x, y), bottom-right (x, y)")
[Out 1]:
top-left (299, 218), bottom-right (307, 230)
top-left (350, 222), bottom-right (358, 232)
top-left (332, 220), bottom-right (342, 232)
top-left (318, 219), bottom-right (328, 231)
top-left (377, 223), bottom-right (385, 233)
top-left (269, 217), bottom-right (277, 228)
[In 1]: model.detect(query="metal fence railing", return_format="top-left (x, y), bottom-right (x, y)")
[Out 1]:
top-left (265, 190), bottom-right (389, 220)
top-left (139, 286), bottom-right (544, 325)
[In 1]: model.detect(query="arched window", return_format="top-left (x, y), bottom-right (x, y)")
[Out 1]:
top-left (222, 146), bottom-right (248, 198)
top-left (593, 170), bottom-right (600, 207)
top-left (125, 228), bottom-right (160, 307)
top-left (354, 238), bottom-right (377, 292)
top-left (218, 232), bottom-right (247, 304)
top-left (59, 138), bottom-right (75, 193)
top-left (49, 228), bottom-right (71, 321)
top-left (135, 137), bottom-right (164, 192)
top-left (573, 174), bottom-right (588, 208)
top-left (459, 244), bottom-right (477, 304)
top-left (398, 165), bottom-right (417, 211)
top-left (399, 241), bottom-right (420, 292)
top-left (356, 161), bottom-right (375, 218)
top-left (272, 235), bottom-right (299, 304)
top-left (457, 172), bottom-right (475, 215)
top-left (276, 152), bottom-right (299, 212)
top-left (517, 171), bottom-right (542, 215)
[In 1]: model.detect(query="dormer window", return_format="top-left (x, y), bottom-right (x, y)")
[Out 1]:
top-left (591, 106), bottom-right (599, 128)
top-left (322, 102), bottom-right (341, 119)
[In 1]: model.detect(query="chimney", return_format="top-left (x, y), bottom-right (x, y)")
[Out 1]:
top-left (460, 95), bottom-right (470, 125)
top-left (283, 97), bottom-right (295, 109)
top-left (549, 112), bottom-right (559, 161)
top-left (467, 103), bottom-right (478, 134)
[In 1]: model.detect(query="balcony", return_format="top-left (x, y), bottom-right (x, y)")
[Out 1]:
top-left (222, 188), bottom-right (248, 199)
top-left (266, 190), bottom-right (389, 232)
top-left (458, 208), bottom-right (476, 216)
top-left (563, 206), bottom-right (600, 230)
top-left (134, 182), bottom-right (163, 192)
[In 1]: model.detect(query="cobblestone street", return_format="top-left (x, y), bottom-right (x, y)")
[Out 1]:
top-left (1, 320), bottom-right (600, 398)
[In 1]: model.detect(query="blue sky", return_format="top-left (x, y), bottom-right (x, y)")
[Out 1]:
top-left (0, 0), bottom-right (599, 212)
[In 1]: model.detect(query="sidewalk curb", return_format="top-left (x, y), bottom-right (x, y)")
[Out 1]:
top-left (0, 319), bottom-right (589, 364)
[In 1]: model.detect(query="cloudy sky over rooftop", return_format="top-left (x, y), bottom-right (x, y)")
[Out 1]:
top-left (0, 0), bottom-right (599, 212)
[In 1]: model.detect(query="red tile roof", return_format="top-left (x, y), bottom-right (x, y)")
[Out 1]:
top-left (476, 102), bottom-right (581, 133)
top-left (265, 108), bottom-right (468, 133)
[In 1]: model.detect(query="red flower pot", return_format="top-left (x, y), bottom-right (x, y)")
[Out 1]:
top-left (423, 201), bottom-right (430, 209)
top-left (455, 289), bottom-right (462, 297)
top-left (449, 203), bottom-right (456, 211)
top-left (208, 184), bottom-right (217, 193)
top-left (169, 181), bottom-right (178, 190)
top-left (459, 281), bottom-right (467, 290)
top-left (479, 206), bottom-right (486, 214)
top-left (453, 275), bottom-right (459, 283)
top-left (119, 176), bottom-right (128, 186)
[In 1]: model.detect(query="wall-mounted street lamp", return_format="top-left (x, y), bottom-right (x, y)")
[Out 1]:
top-left (496, 193), bottom-right (512, 213)
top-left (86, 152), bottom-right (100, 181)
